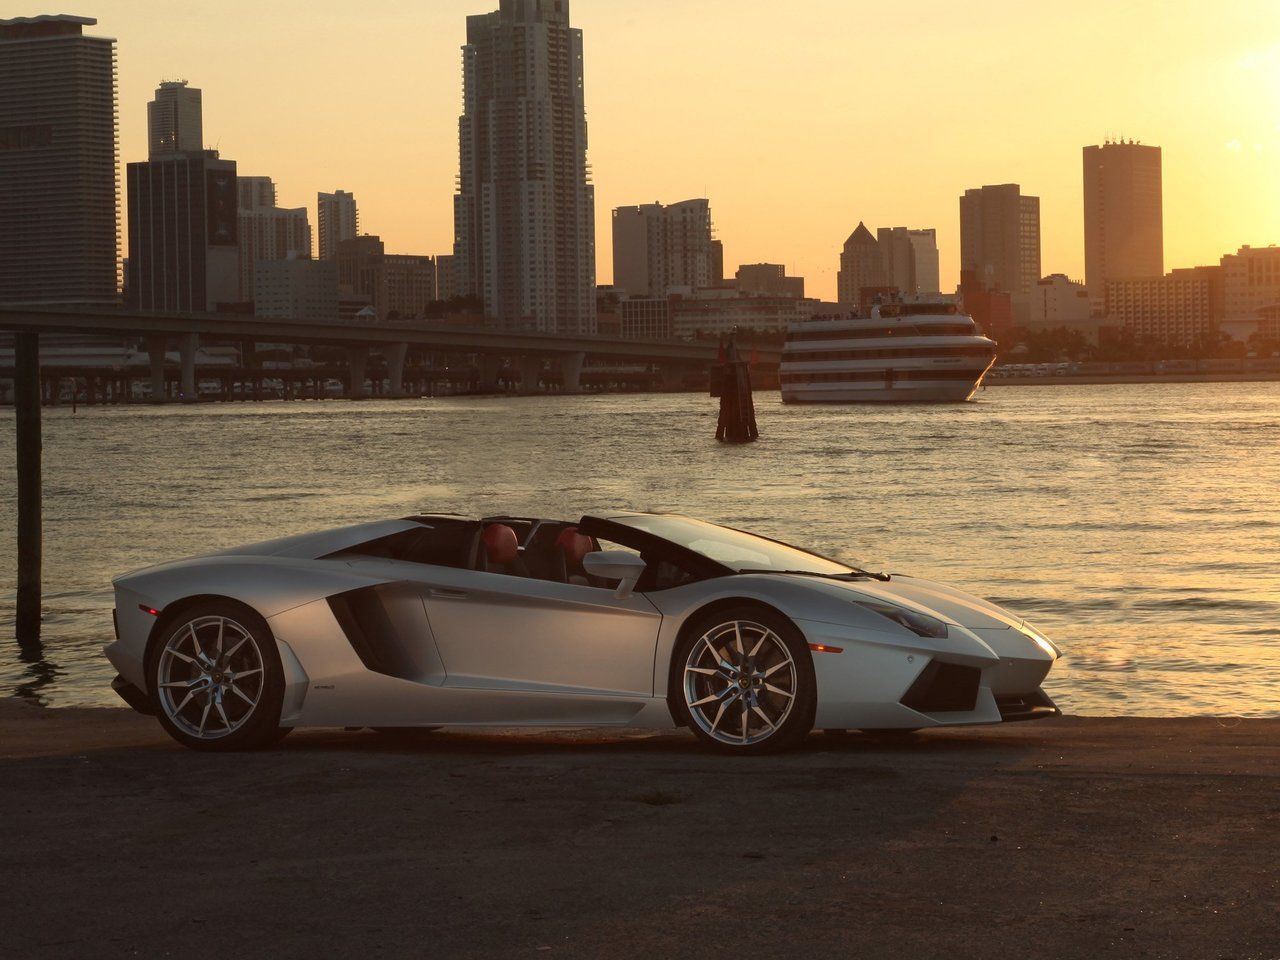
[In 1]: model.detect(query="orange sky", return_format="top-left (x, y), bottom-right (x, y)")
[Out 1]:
top-left (94, 0), bottom-right (1279, 300)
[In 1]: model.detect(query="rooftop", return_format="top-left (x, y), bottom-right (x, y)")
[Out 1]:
top-left (0, 13), bottom-right (98, 40)
top-left (0, 14), bottom-right (96, 26)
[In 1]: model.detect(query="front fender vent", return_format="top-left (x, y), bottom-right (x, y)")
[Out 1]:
top-left (900, 661), bottom-right (980, 713)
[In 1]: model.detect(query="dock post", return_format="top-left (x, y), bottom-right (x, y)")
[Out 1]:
top-left (385, 342), bottom-right (408, 398)
top-left (712, 339), bottom-right (759, 443)
top-left (14, 332), bottom-right (42, 643)
top-left (179, 333), bottom-right (198, 402)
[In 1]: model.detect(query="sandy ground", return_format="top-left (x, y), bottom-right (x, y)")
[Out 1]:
top-left (1, 699), bottom-right (1277, 960)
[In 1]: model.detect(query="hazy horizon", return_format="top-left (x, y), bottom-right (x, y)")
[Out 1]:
top-left (89, 0), bottom-right (1279, 299)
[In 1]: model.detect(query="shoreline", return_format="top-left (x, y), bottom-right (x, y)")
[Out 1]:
top-left (3, 370), bottom-right (1278, 408)
top-left (987, 370), bottom-right (1280, 387)
top-left (4, 698), bottom-right (1278, 957)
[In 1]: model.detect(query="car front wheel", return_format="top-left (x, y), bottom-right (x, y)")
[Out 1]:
top-left (673, 606), bottom-right (816, 754)
top-left (148, 600), bottom-right (286, 751)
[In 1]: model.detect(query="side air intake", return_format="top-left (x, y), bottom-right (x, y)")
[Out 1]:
top-left (326, 586), bottom-right (423, 681)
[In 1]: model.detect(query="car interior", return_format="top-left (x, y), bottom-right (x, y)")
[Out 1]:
top-left (334, 516), bottom-right (617, 588)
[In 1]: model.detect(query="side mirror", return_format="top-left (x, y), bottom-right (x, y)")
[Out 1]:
top-left (583, 550), bottom-right (646, 599)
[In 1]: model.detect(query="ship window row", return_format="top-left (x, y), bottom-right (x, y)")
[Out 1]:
top-left (788, 323), bottom-right (977, 341)
top-left (781, 369), bottom-right (985, 384)
top-left (784, 344), bottom-right (994, 362)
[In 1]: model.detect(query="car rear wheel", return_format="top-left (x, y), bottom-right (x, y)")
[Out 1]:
top-left (148, 601), bottom-right (286, 751)
top-left (673, 606), bottom-right (816, 754)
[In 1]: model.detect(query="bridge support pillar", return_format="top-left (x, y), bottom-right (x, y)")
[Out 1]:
top-left (517, 356), bottom-right (542, 396)
top-left (179, 333), bottom-right (198, 403)
top-left (384, 342), bottom-right (409, 398)
top-left (476, 354), bottom-right (501, 393)
top-left (147, 336), bottom-right (166, 403)
top-left (560, 351), bottom-right (585, 394)
top-left (346, 346), bottom-right (369, 399)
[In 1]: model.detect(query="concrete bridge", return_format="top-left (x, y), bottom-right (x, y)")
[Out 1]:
top-left (0, 306), bottom-right (781, 399)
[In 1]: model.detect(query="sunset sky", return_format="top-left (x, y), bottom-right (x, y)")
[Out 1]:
top-left (93, 0), bottom-right (1278, 301)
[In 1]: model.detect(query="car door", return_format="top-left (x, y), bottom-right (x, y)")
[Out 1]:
top-left (413, 564), bottom-right (663, 698)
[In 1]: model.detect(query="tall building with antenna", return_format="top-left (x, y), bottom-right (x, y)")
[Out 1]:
top-left (148, 80), bottom-right (202, 157)
top-left (453, 0), bottom-right (596, 334)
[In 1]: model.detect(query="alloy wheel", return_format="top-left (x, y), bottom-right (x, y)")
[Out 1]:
top-left (156, 615), bottom-right (265, 740)
top-left (683, 620), bottom-right (798, 746)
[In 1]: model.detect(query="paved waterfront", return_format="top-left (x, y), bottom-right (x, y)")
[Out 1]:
top-left (2, 701), bottom-right (1277, 959)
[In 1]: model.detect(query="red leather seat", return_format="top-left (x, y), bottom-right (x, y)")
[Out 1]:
top-left (554, 526), bottom-right (594, 584)
top-left (480, 523), bottom-right (527, 576)
top-left (483, 523), bottom-right (519, 564)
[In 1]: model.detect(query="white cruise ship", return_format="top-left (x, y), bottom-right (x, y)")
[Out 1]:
top-left (780, 302), bottom-right (997, 403)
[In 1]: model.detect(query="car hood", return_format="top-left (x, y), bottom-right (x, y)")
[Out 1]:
top-left (827, 574), bottom-right (1027, 631)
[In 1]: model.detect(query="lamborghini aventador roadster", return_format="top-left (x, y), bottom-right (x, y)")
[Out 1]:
top-left (105, 511), bottom-right (1062, 752)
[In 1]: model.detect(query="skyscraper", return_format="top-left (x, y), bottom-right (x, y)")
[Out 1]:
top-left (454, 0), bottom-right (596, 333)
top-left (959, 184), bottom-right (1041, 303)
top-left (318, 190), bottom-right (358, 260)
top-left (0, 15), bottom-right (118, 306)
top-left (1083, 140), bottom-right (1163, 297)
top-left (238, 176), bottom-right (311, 302)
top-left (877, 227), bottom-right (940, 297)
top-left (837, 223), bottom-right (887, 308)
top-left (126, 152), bottom-right (239, 311)
top-left (612, 199), bottom-right (714, 297)
top-left (148, 80), bottom-right (202, 157)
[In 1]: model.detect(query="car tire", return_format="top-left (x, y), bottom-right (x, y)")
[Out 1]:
top-left (147, 600), bottom-right (287, 752)
top-left (671, 605), bottom-right (816, 754)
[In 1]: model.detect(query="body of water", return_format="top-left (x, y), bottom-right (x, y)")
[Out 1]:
top-left (1, 381), bottom-right (1277, 716)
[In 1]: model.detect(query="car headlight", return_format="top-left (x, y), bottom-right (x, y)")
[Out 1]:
top-left (1018, 621), bottom-right (1060, 658)
top-left (853, 600), bottom-right (948, 639)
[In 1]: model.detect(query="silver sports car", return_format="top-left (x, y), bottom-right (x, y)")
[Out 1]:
top-left (105, 511), bottom-right (1062, 753)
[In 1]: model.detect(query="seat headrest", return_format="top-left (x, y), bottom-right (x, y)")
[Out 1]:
top-left (482, 523), bottom-right (519, 565)
top-left (555, 526), bottom-right (593, 564)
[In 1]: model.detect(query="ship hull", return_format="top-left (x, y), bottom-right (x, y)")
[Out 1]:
top-left (781, 378), bottom-right (985, 404)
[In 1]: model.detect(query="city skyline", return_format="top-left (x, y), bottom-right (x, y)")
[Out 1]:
top-left (30, 1), bottom-right (1280, 302)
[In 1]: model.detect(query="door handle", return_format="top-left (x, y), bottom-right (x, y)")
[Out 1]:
top-left (427, 588), bottom-right (469, 600)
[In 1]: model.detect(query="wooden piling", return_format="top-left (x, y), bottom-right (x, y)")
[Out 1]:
top-left (711, 338), bottom-right (759, 443)
top-left (14, 332), bottom-right (42, 642)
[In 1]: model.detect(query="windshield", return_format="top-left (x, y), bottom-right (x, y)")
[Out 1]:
top-left (611, 515), bottom-right (853, 575)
